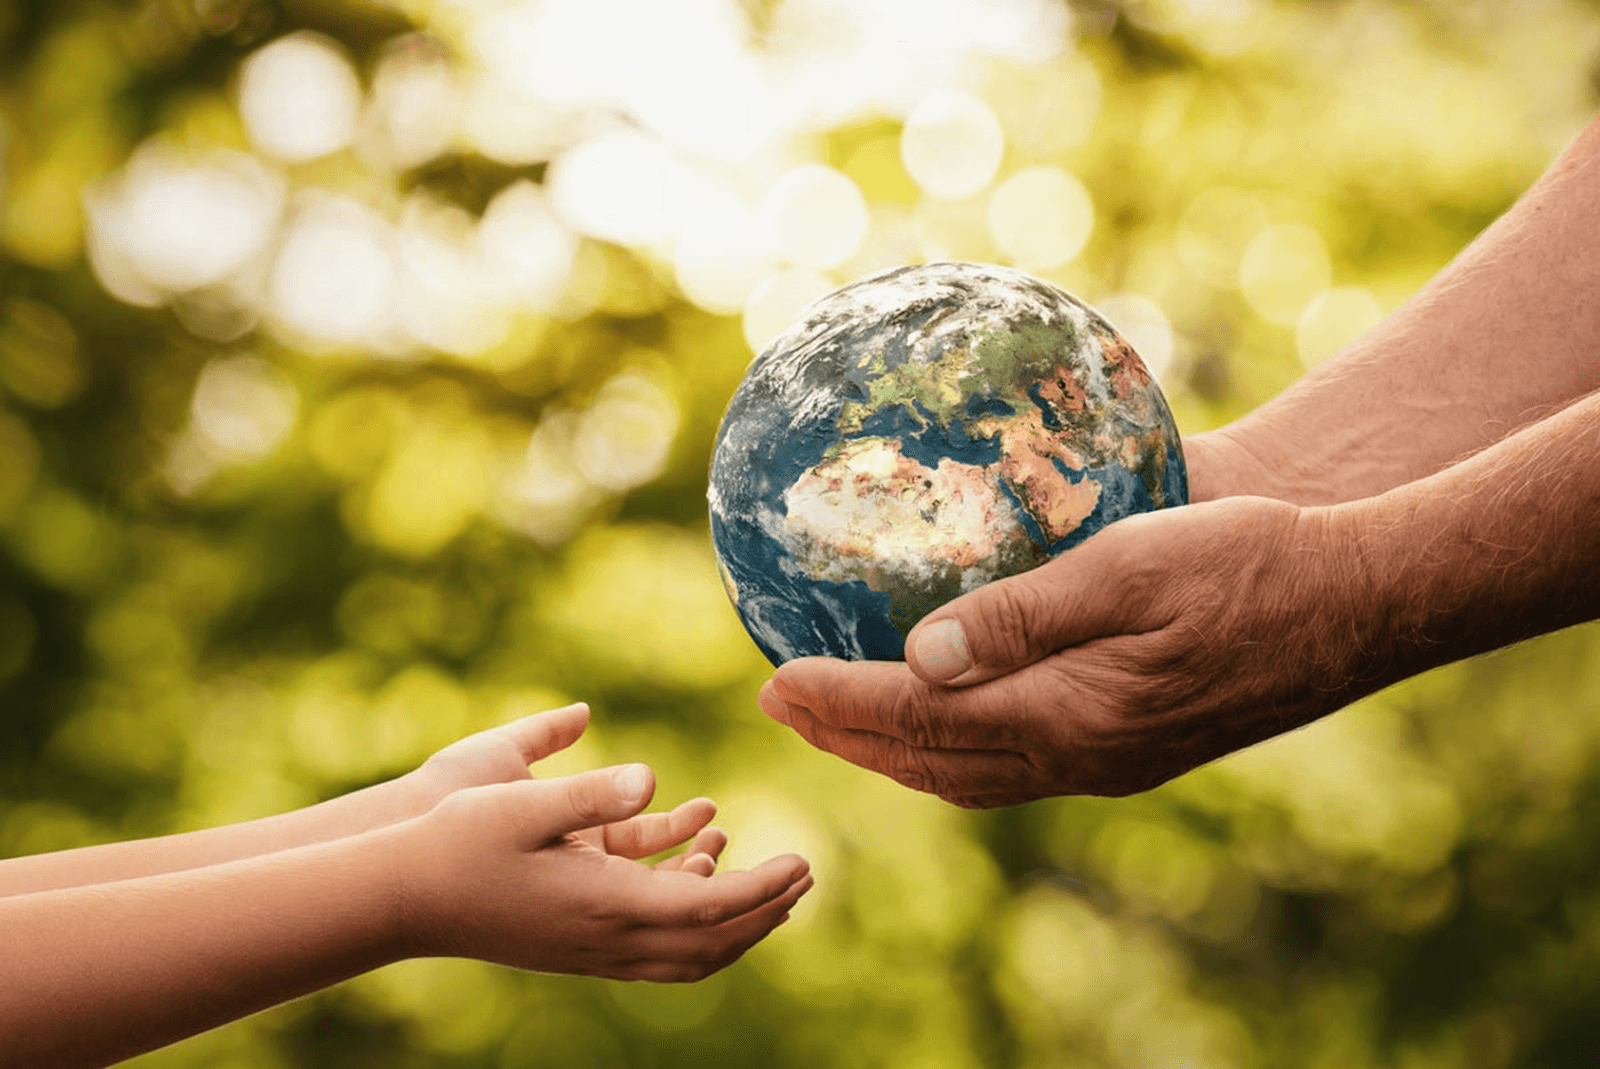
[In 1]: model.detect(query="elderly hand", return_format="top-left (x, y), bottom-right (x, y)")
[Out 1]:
top-left (760, 495), bottom-right (1370, 805)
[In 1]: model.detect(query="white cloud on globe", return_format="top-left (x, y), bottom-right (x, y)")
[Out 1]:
top-left (742, 268), bottom-right (835, 353)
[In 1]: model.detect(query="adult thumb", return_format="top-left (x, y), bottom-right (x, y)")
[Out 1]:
top-left (904, 515), bottom-right (1162, 687)
top-left (524, 763), bottom-right (656, 841)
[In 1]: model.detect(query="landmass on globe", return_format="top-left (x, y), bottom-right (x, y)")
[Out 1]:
top-left (709, 261), bottom-right (1188, 666)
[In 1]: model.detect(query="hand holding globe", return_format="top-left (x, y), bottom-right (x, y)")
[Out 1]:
top-left (740, 119), bottom-right (1600, 806)
top-left (709, 261), bottom-right (1188, 666)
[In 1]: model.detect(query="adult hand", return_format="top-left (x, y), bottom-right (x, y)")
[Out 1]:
top-left (760, 495), bottom-right (1371, 806)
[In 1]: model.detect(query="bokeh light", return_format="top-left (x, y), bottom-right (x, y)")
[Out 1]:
top-left (0, 298), bottom-right (85, 409)
top-left (1296, 286), bottom-right (1387, 369)
top-left (671, 180), bottom-right (772, 314)
top-left (394, 193), bottom-right (511, 357)
top-left (238, 33), bottom-right (362, 163)
top-left (988, 164), bottom-right (1094, 269)
top-left (10, 1), bottom-right (1600, 1066)
top-left (84, 143), bottom-right (284, 297)
top-left (1176, 186), bottom-right (1271, 290)
top-left (571, 369), bottom-right (680, 492)
top-left (364, 34), bottom-right (461, 172)
top-left (900, 90), bottom-right (1007, 200)
top-left (476, 180), bottom-right (579, 314)
top-left (546, 131), bottom-right (685, 250)
top-left (1238, 222), bottom-right (1333, 326)
top-left (268, 195), bottom-right (397, 351)
top-left (742, 267), bottom-right (836, 353)
top-left (189, 354), bottom-right (299, 459)
top-left (758, 165), bottom-right (870, 271)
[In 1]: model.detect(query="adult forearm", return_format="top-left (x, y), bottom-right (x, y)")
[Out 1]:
top-left (0, 776), bottom-right (424, 897)
top-left (1196, 113), bottom-right (1600, 506)
top-left (1328, 387), bottom-right (1600, 692)
top-left (0, 827), bottom-right (407, 1069)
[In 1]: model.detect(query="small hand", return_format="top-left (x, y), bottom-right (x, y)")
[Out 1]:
top-left (406, 703), bottom-right (728, 875)
top-left (402, 703), bottom-right (596, 813)
top-left (401, 761), bottom-right (811, 981)
top-left (575, 801), bottom-right (730, 878)
top-left (760, 496), bottom-right (1369, 805)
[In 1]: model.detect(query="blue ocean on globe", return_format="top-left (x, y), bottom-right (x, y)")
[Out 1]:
top-left (708, 261), bottom-right (1188, 666)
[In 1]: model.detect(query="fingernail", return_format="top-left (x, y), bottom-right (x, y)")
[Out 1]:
top-left (915, 618), bottom-right (971, 680)
top-left (614, 764), bottom-right (650, 803)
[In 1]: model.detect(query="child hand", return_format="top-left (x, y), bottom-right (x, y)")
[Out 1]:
top-left (402, 703), bottom-right (596, 811)
top-left (406, 703), bottom-right (728, 876)
top-left (573, 796), bottom-right (730, 879)
top-left (396, 764), bottom-right (812, 981)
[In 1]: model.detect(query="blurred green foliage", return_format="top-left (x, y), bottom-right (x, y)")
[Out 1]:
top-left (5, 1), bottom-right (1600, 1067)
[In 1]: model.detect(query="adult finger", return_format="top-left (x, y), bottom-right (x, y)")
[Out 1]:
top-left (902, 512), bottom-right (1172, 687)
top-left (518, 763), bottom-right (656, 842)
top-left (489, 702), bottom-right (592, 763)
top-left (602, 798), bottom-right (717, 859)
top-left (624, 855), bottom-right (810, 929)
top-left (773, 697), bottom-right (1036, 797)
top-left (937, 789), bottom-right (1049, 809)
top-left (762, 660), bottom-right (1028, 750)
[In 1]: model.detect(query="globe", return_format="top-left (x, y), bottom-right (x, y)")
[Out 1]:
top-left (708, 261), bottom-right (1188, 666)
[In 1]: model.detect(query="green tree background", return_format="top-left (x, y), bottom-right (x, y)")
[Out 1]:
top-left (5, 0), bottom-right (1600, 1066)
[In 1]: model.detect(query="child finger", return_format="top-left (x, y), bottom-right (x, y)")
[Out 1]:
top-left (518, 763), bottom-right (655, 841)
top-left (493, 702), bottom-right (591, 763)
top-left (656, 828), bottom-right (728, 874)
top-left (684, 825), bottom-right (728, 864)
top-left (624, 854), bottom-right (810, 929)
top-left (631, 872), bottom-right (813, 966)
top-left (602, 798), bottom-right (717, 859)
top-left (662, 852), bottom-right (717, 877)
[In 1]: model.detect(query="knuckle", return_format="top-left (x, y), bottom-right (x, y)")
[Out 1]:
top-left (890, 684), bottom-right (945, 749)
top-left (969, 578), bottom-right (1043, 665)
top-left (887, 746), bottom-right (941, 795)
top-left (683, 897), bottom-right (730, 929)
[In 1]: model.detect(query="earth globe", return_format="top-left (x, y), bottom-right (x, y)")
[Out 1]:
top-left (708, 261), bottom-right (1187, 666)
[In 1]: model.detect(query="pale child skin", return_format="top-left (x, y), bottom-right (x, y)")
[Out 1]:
top-left (763, 111), bottom-right (1600, 806)
top-left (0, 704), bottom-right (813, 1068)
